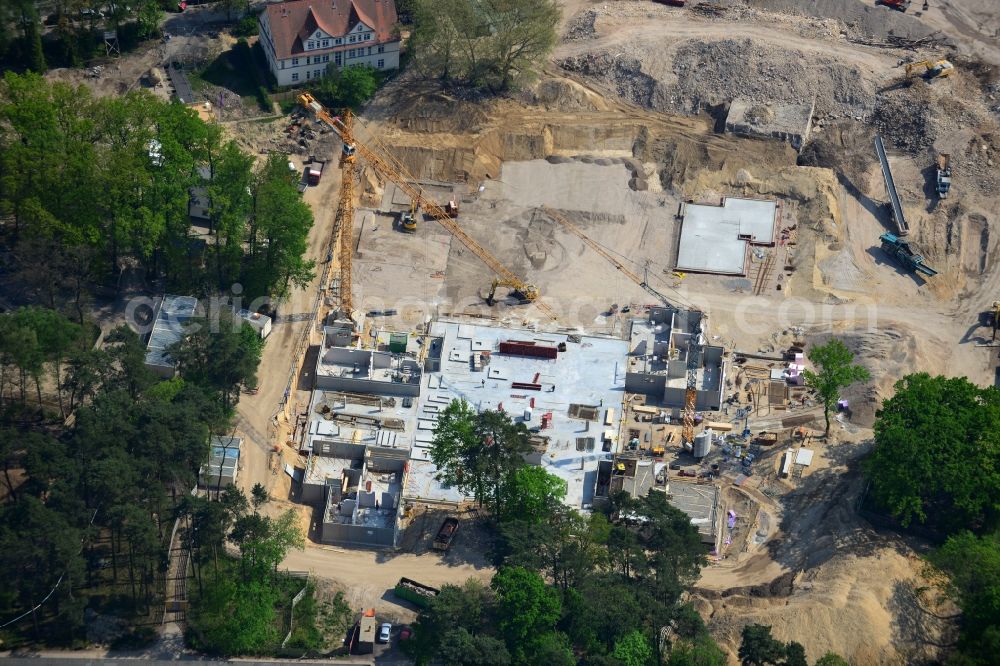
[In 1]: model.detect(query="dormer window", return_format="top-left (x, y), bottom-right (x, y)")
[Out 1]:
top-left (335, 38), bottom-right (342, 45)
top-left (349, 35), bottom-right (356, 43)
top-left (307, 41), bottom-right (314, 49)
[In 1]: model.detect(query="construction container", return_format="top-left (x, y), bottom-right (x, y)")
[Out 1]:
top-left (388, 332), bottom-right (408, 353)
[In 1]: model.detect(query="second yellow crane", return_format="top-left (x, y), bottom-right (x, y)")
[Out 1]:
top-left (298, 92), bottom-right (555, 321)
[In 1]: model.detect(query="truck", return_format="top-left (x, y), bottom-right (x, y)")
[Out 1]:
top-left (306, 160), bottom-right (325, 186)
top-left (936, 153), bottom-right (952, 199)
top-left (431, 516), bottom-right (459, 551)
top-left (393, 577), bottom-right (440, 608)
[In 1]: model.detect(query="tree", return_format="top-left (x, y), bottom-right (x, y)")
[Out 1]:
top-left (929, 531), bottom-right (1000, 663)
top-left (738, 624), bottom-right (785, 666)
top-left (782, 641), bottom-right (807, 666)
top-left (612, 630), bottom-right (654, 666)
top-left (245, 153), bottom-right (315, 299)
top-left (316, 65), bottom-right (379, 110)
top-left (491, 566), bottom-right (563, 662)
top-left (498, 465), bottom-right (566, 523)
top-left (405, 578), bottom-right (498, 665)
top-left (431, 400), bottom-right (531, 516)
top-left (410, 0), bottom-right (559, 92)
top-left (864, 373), bottom-right (1000, 530)
top-left (802, 339), bottom-right (870, 435)
top-left (814, 653), bottom-right (849, 666)
top-left (170, 315), bottom-right (264, 412)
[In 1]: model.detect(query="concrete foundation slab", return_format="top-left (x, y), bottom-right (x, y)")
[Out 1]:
top-left (675, 197), bottom-right (778, 275)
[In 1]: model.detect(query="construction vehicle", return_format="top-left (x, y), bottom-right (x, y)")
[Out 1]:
top-left (905, 59), bottom-right (955, 80)
top-left (400, 201), bottom-right (418, 232)
top-left (879, 232), bottom-right (938, 278)
top-left (443, 200), bottom-right (459, 218)
top-left (936, 153), bottom-right (952, 199)
top-left (540, 205), bottom-right (704, 448)
top-left (393, 577), bottom-right (440, 609)
top-left (487, 278), bottom-right (540, 305)
top-left (982, 301), bottom-right (1000, 341)
top-left (297, 92), bottom-right (553, 320)
top-left (306, 159), bottom-right (325, 186)
top-left (877, 0), bottom-right (911, 11)
top-left (432, 517), bottom-right (459, 551)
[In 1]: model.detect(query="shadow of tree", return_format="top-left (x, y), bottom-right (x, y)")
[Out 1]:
top-left (887, 578), bottom-right (960, 664)
top-left (765, 439), bottom-right (914, 573)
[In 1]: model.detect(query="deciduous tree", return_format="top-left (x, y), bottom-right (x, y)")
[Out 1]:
top-left (802, 338), bottom-right (870, 435)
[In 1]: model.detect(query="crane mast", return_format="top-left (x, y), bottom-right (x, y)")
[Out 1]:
top-left (298, 93), bottom-right (554, 321)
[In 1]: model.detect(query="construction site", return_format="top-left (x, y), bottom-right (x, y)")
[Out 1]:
top-left (51, 0), bottom-right (999, 661)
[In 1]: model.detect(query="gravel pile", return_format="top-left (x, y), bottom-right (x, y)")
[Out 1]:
top-left (563, 9), bottom-right (597, 41)
top-left (560, 38), bottom-right (876, 117)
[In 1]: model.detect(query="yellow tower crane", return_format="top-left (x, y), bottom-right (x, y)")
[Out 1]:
top-left (298, 93), bottom-right (555, 321)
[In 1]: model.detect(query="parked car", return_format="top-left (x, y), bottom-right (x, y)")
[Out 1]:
top-left (378, 622), bottom-right (392, 643)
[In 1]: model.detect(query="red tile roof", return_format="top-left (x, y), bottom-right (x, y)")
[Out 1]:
top-left (263, 0), bottom-right (398, 60)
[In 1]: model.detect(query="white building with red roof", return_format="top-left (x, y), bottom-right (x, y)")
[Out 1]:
top-left (258, 0), bottom-right (400, 87)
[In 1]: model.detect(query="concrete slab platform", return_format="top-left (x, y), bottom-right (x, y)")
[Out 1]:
top-left (675, 197), bottom-right (777, 275)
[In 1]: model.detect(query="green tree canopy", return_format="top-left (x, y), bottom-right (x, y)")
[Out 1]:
top-left (410, 0), bottom-right (560, 92)
top-left (802, 338), bottom-right (870, 435)
top-left (612, 629), bottom-right (655, 666)
top-left (929, 531), bottom-right (1000, 664)
top-left (738, 624), bottom-right (785, 666)
top-left (864, 373), bottom-right (1000, 530)
top-left (431, 400), bottom-right (531, 516)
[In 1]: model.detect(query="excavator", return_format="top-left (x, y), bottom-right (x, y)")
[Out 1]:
top-left (486, 278), bottom-right (540, 305)
top-left (982, 301), bottom-right (1000, 342)
top-left (400, 201), bottom-right (418, 232)
top-left (906, 59), bottom-right (955, 80)
top-left (297, 92), bottom-right (553, 319)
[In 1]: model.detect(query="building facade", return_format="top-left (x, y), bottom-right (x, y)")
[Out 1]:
top-left (258, 0), bottom-right (400, 88)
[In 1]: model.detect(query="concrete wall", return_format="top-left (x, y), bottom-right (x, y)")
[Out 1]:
top-left (319, 521), bottom-right (396, 549)
top-left (314, 374), bottom-right (421, 396)
top-left (625, 372), bottom-right (666, 396)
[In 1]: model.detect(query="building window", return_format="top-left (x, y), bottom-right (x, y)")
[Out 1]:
top-left (281, 61), bottom-right (285, 69)
top-left (349, 35), bottom-right (356, 43)
top-left (306, 70), bottom-right (310, 80)
top-left (305, 56), bottom-right (310, 65)
top-left (291, 72), bottom-right (299, 81)
top-left (335, 52), bottom-right (342, 65)
top-left (292, 57), bottom-right (299, 66)
top-left (377, 59), bottom-right (384, 69)
top-left (365, 34), bottom-right (371, 41)
top-left (307, 41), bottom-right (314, 50)
top-left (377, 45), bottom-right (384, 54)
top-left (322, 54), bottom-right (329, 63)
top-left (314, 69), bottom-right (321, 79)
top-left (336, 38), bottom-right (342, 45)
top-left (347, 49), bottom-right (354, 58)
top-left (322, 39), bottom-right (329, 47)
top-left (315, 31), bottom-right (322, 39)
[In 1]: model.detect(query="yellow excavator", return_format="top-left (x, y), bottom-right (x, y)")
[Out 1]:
top-left (905, 59), bottom-right (955, 80)
top-left (487, 278), bottom-right (540, 305)
top-left (400, 201), bottom-right (418, 233)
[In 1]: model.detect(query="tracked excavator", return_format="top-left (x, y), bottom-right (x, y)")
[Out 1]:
top-left (906, 59), bottom-right (955, 80)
